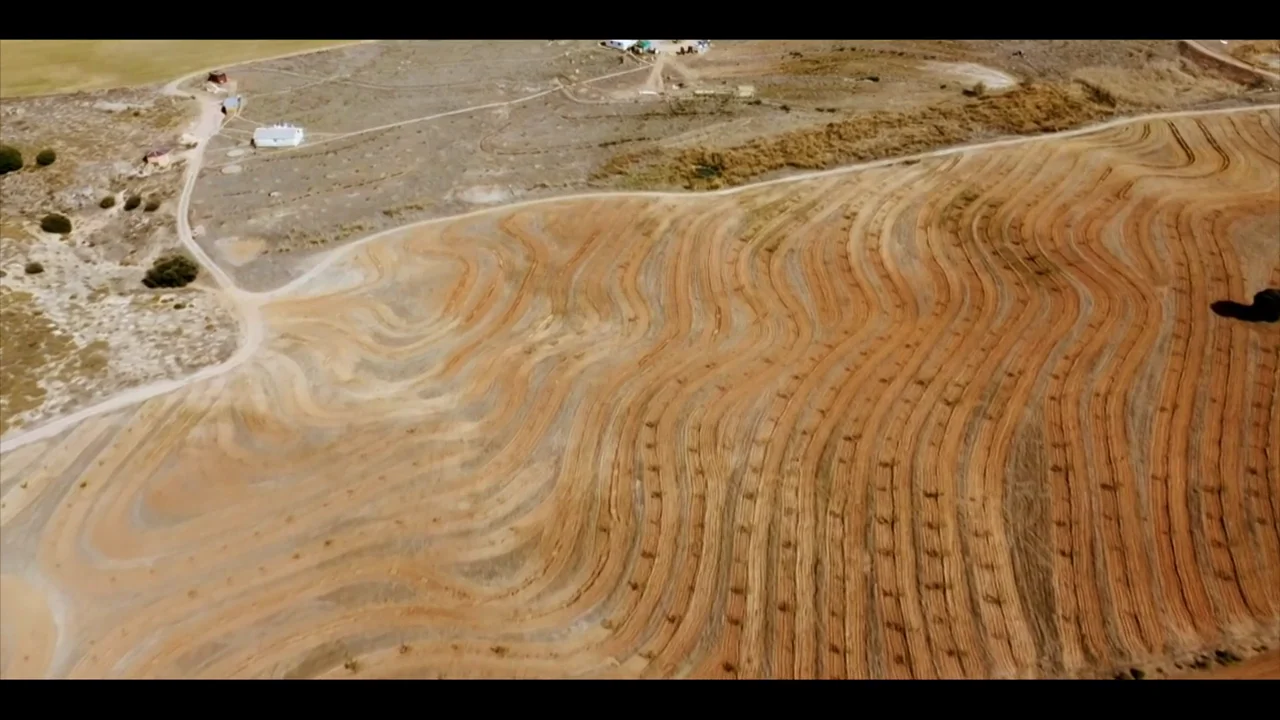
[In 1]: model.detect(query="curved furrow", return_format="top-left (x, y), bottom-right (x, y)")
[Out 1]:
top-left (984, 139), bottom-right (1104, 672)
top-left (959, 143), bottom-right (1094, 675)
top-left (1204, 202), bottom-right (1278, 622)
top-left (2, 108), bottom-right (1278, 679)
top-left (907, 146), bottom-right (1065, 678)
top-left (1062, 152), bottom-right (1169, 661)
top-left (1186, 193), bottom-right (1263, 625)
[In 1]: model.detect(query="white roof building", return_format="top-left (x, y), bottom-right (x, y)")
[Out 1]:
top-left (603, 40), bottom-right (637, 51)
top-left (253, 124), bottom-right (304, 148)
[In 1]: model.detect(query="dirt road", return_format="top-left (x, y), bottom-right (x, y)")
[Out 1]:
top-left (160, 77), bottom-right (243, 295)
top-left (1184, 40), bottom-right (1280, 82)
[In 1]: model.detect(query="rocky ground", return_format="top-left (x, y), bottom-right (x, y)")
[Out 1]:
top-left (0, 88), bottom-right (240, 437)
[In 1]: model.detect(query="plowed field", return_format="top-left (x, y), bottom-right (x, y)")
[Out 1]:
top-left (1, 108), bottom-right (1277, 679)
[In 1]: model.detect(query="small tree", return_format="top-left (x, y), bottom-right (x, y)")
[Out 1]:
top-left (0, 144), bottom-right (22, 174)
top-left (143, 254), bottom-right (199, 288)
top-left (144, 199), bottom-right (161, 212)
top-left (35, 149), bottom-right (57, 166)
top-left (24, 261), bottom-right (44, 275)
top-left (124, 195), bottom-right (142, 211)
top-left (40, 213), bottom-right (72, 234)
top-left (100, 195), bottom-right (117, 209)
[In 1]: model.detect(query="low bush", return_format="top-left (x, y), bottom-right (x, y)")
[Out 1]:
top-left (100, 195), bottom-right (117, 209)
top-left (24, 261), bottom-right (44, 274)
top-left (143, 254), bottom-right (199, 288)
top-left (144, 199), bottom-right (161, 212)
top-left (40, 213), bottom-right (72, 234)
top-left (124, 195), bottom-right (142, 211)
top-left (35, 148), bottom-right (56, 166)
top-left (0, 144), bottom-right (22, 174)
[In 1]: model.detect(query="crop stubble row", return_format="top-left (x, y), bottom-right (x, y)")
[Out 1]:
top-left (0, 110), bottom-right (1277, 679)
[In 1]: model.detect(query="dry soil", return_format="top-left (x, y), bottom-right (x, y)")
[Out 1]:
top-left (2, 107), bottom-right (1276, 679)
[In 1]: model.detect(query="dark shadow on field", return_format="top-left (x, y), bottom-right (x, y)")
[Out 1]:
top-left (1211, 289), bottom-right (1280, 323)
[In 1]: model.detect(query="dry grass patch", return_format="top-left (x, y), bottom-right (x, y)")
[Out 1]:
top-left (599, 81), bottom-right (1117, 190)
top-left (0, 288), bottom-right (109, 435)
top-left (1224, 40), bottom-right (1280, 71)
top-left (0, 41), bottom-right (363, 98)
top-left (1073, 58), bottom-right (1246, 107)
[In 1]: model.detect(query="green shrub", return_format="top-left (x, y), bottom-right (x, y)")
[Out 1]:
top-left (24, 261), bottom-right (44, 274)
top-left (143, 254), bottom-right (199, 289)
top-left (144, 199), bottom-right (161, 212)
top-left (35, 148), bottom-right (56, 166)
top-left (124, 195), bottom-right (142, 211)
top-left (0, 144), bottom-right (22, 174)
top-left (40, 214), bottom-right (72, 234)
top-left (100, 195), bottom-right (117, 209)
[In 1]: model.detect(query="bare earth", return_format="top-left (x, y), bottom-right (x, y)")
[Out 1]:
top-left (1, 105), bottom-right (1276, 678)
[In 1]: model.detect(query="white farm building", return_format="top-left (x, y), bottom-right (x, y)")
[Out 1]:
top-left (253, 124), bottom-right (304, 148)
top-left (602, 40), bottom-right (637, 51)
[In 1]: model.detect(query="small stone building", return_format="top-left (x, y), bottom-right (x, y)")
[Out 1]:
top-left (144, 148), bottom-right (172, 167)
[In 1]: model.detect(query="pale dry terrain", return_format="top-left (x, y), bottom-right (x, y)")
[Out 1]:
top-left (189, 40), bottom-right (1278, 292)
top-left (1, 108), bottom-right (1277, 679)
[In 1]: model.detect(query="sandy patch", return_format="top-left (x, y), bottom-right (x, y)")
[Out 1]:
top-left (221, 164), bottom-right (243, 175)
top-left (1227, 211), bottom-right (1280, 293)
top-left (216, 237), bottom-right (267, 267)
top-left (227, 148), bottom-right (249, 158)
top-left (0, 575), bottom-right (58, 679)
top-left (456, 185), bottom-right (514, 205)
top-left (926, 61), bottom-right (1019, 90)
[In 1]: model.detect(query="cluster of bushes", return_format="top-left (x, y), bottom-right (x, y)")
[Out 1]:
top-left (108, 193), bottom-right (162, 212)
top-left (142, 254), bottom-right (199, 289)
top-left (0, 144), bottom-right (57, 175)
top-left (9, 142), bottom-right (168, 242)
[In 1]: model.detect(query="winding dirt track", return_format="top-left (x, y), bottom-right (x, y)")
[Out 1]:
top-left (2, 109), bottom-right (1278, 679)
